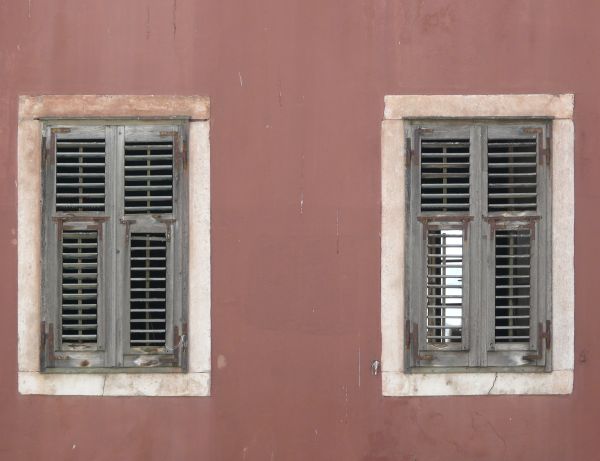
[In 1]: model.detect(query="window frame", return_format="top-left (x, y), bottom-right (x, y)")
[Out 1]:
top-left (17, 95), bottom-right (211, 396)
top-left (381, 94), bottom-right (574, 396)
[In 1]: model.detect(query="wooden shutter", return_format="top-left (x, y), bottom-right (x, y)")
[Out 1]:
top-left (485, 124), bottom-right (551, 369)
top-left (405, 121), bottom-right (551, 372)
top-left (42, 126), bottom-right (110, 369)
top-left (406, 125), bottom-right (473, 368)
top-left (42, 121), bottom-right (188, 371)
top-left (119, 125), bottom-right (188, 369)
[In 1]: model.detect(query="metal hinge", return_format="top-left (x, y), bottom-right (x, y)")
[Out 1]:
top-left (522, 127), bottom-right (551, 166)
top-left (523, 320), bottom-right (552, 362)
top-left (405, 128), bottom-right (433, 166)
top-left (405, 320), bottom-right (433, 363)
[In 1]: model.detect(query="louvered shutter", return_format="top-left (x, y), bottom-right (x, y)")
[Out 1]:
top-left (42, 126), bottom-right (110, 369)
top-left (119, 125), bottom-right (188, 369)
top-left (485, 125), bottom-right (550, 369)
top-left (406, 121), bottom-right (551, 372)
top-left (42, 122), bottom-right (188, 371)
top-left (406, 125), bottom-right (473, 368)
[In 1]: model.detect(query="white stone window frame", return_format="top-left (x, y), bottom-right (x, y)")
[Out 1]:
top-left (18, 95), bottom-right (211, 396)
top-left (381, 94), bottom-right (574, 396)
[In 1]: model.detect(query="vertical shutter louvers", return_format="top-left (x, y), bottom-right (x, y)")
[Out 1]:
top-left (421, 139), bottom-right (470, 212)
top-left (61, 229), bottom-right (99, 344)
top-left (494, 229), bottom-right (531, 343)
top-left (129, 233), bottom-right (168, 347)
top-left (487, 138), bottom-right (537, 212)
top-left (426, 229), bottom-right (463, 344)
top-left (56, 138), bottom-right (106, 212)
top-left (124, 140), bottom-right (174, 214)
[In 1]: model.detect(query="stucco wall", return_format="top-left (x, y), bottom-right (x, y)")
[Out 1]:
top-left (0, 1), bottom-right (596, 460)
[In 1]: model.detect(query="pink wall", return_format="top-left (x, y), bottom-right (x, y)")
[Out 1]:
top-left (0, 1), bottom-right (596, 459)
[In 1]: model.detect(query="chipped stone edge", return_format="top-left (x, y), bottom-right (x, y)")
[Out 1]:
top-left (17, 96), bottom-right (211, 397)
top-left (381, 94), bottom-right (574, 397)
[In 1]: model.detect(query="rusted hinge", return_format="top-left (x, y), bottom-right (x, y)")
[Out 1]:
top-left (406, 320), bottom-right (433, 363)
top-left (522, 127), bottom-right (551, 166)
top-left (161, 130), bottom-right (186, 170)
top-left (417, 215), bottom-right (473, 240)
top-left (157, 217), bottom-right (176, 241)
top-left (405, 128), bottom-right (433, 166)
top-left (523, 320), bottom-right (552, 362)
top-left (485, 215), bottom-right (540, 240)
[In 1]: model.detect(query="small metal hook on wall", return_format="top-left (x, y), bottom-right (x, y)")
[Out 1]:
top-left (371, 359), bottom-right (381, 376)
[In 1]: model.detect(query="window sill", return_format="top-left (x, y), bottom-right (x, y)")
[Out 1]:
top-left (382, 370), bottom-right (573, 396)
top-left (18, 371), bottom-right (210, 397)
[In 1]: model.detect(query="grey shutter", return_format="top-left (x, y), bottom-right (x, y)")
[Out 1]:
top-left (42, 126), bottom-right (111, 369)
top-left (405, 121), bottom-right (551, 372)
top-left (485, 124), bottom-right (551, 369)
top-left (119, 124), bottom-right (188, 369)
top-left (406, 125), bottom-right (473, 369)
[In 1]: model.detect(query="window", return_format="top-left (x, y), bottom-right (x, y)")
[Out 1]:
top-left (18, 95), bottom-right (210, 396)
top-left (405, 121), bottom-right (550, 371)
top-left (41, 121), bottom-right (188, 371)
top-left (381, 95), bottom-right (574, 396)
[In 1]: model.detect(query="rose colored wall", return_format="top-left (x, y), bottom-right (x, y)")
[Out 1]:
top-left (0, 1), bottom-right (596, 459)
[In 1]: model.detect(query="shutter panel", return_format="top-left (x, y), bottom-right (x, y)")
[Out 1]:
top-left (42, 126), bottom-right (109, 369)
top-left (420, 138), bottom-right (470, 212)
top-left (120, 125), bottom-right (187, 369)
top-left (487, 137), bottom-right (537, 212)
top-left (124, 134), bottom-right (174, 214)
top-left (56, 136), bottom-right (106, 212)
top-left (485, 125), bottom-right (550, 369)
top-left (494, 228), bottom-right (532, 344)
top-left (129, 232), bottom-right (168, 347)
top-left (407, 125), bottom-right (472, 369)
top-left (426, 228), bottom-right (464, 345)
top-left (61, 229), bottom-right (99, 344)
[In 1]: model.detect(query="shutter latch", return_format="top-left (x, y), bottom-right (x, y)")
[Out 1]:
top-left (523, 320), bottom-right (552, 362)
